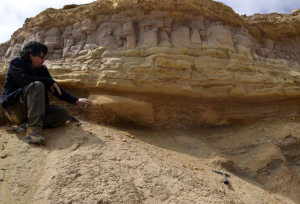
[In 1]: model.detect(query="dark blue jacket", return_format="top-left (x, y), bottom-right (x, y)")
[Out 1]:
top-left (0, 57), bottom-right (78, 108)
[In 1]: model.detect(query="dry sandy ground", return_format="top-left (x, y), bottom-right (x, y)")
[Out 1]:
top-left (0, 118), bottom-right (299, 204)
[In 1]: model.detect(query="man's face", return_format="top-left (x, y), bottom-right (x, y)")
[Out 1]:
top-left (30, 52), bottom-right (46, 68)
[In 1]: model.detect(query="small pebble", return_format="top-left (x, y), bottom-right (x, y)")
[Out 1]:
top-left (126, 133), bottom-right (135, 139)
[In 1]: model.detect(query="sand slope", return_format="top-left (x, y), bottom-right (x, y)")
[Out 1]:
top-left (1, 118), bottom-right (299, 204)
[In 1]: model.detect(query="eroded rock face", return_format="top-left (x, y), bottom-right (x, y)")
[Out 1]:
top-left (89, 95), bottom-right (155, 126)
top-left (0, 0), bottom-right (300, 126)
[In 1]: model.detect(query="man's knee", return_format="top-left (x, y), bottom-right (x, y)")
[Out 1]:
top-left (27, 81), bottom-right (45, 91)
top-left (23, 81), bottom-right (45, 98)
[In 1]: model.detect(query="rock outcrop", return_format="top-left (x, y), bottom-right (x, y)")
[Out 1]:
top-left (0, 0), bottom-right (300, 126)
top-left (0, 2), bottom-right (299, 203)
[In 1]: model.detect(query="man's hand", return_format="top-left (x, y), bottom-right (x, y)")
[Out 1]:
top-left (76, 98), bottom-right (92, 109)
top-left (50, 83), bottom-right (62, 95)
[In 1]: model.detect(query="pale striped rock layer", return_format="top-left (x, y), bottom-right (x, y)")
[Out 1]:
top-left (0, 0), bottom-right (300, 125)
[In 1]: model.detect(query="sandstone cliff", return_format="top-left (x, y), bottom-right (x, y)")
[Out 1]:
top-left (0, 1), bottom-right (300, 204)
top-left (1, 0), bottom-right (300, 127)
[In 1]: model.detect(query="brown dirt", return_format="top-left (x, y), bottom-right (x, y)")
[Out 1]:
top-left (0, 117), bottom-right (299, 204)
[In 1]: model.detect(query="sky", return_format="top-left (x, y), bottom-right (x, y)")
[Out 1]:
top-left (0, 0), bottom-right (299, 44)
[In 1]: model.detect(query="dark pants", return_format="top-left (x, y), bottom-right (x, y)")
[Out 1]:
top-left (4, 81), bottom-right (70, 133)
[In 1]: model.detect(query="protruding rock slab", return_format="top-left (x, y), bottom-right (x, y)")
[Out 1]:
top-left (89, 95), bottom-right (155, 126)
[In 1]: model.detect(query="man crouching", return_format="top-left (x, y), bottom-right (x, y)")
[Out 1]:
top-left (0, 41), bottom-right (91, 144)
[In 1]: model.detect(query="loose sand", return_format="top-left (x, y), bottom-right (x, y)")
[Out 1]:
top-left (0, 118), bottom-right (299, 203)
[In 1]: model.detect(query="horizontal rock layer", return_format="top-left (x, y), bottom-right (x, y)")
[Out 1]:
top-left (0, 0), bottom-right (300, 125)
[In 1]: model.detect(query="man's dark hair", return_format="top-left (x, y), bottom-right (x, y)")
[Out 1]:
top-left (20, 41), bottom-right (48, 61)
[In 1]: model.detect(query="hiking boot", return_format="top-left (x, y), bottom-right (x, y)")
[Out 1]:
top-left (25, 132), bottom-right (46, 145)
top-left (14, 122), bottom-right (27, 135)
